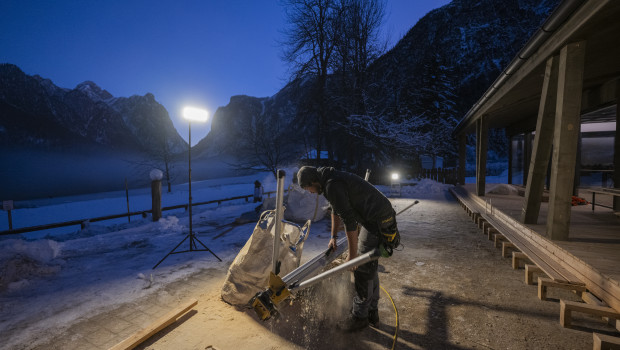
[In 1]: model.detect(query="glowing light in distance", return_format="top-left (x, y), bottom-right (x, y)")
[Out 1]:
top-left (391, 173), bottom-right (400, 180)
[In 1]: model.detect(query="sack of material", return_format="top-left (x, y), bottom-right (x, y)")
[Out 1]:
top-left (284, 184), bottom-right (329, 223)
top-left (221, 210), bottom-right (310, 306)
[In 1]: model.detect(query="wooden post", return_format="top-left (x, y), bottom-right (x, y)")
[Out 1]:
top-left (547, 41), bottom-right (586, 241)
top-left (125, 178), bottom-right (131, 223)
top-left (614, 80), bottom-right (620, 211)
top-left (7, 210), bottom-right (12, 231)
top-left (522, 56), bottom-right (559, 224)
top-left (508, 133), bottom-right (513, 185)
top-left (2, 200), bottom-right (14, 230)
top-left (152, 180), bottom-right (162, 222)
top-left (476, 115), bottom-right (489, 196)
top-left (458, 133), bottom-right (466, 185)
top-left (523, 132), bottom-right (532, 186)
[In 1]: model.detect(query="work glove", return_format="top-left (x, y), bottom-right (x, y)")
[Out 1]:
top-left (378, 215), bottom-right (400, 257)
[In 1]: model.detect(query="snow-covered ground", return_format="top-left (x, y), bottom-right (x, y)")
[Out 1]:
top-left (0, 169), bottom-right (454, 350)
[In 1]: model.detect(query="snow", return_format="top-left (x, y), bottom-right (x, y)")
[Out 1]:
top-left (0, 171), bottom-right (453, 349)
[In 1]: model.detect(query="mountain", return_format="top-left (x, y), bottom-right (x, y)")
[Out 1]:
top-left (197, 0), bottom-right (561, 170)
top-left (0, 64), bottom-right (190, 200)
top-left (0, 64), bottom-right (187, 154)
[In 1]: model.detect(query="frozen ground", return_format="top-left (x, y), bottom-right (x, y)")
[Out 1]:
top-left (0, 170), bottom-right (449, 350)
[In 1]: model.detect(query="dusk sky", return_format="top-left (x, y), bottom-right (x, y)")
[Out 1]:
top-left (0, 0), bottom-right (451, 145)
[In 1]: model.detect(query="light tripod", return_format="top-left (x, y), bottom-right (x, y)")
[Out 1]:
top-left (153, 108), bottom-right (221, 269)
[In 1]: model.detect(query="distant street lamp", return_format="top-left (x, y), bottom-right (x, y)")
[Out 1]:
top-left (153, 107), bottom-right (221, 269)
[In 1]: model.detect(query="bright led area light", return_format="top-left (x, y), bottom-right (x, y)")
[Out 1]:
top-left (183, 107), bottom-right (209, 122)
top-left (391, 173), bottom-right (400, 181)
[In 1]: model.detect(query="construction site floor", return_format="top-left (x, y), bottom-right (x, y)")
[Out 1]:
top-left (26, 193), bottom-right (617, 350)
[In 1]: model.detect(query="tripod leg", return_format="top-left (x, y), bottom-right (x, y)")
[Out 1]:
top-left (153, 234), bottom-right (191, 269)
top-left (192, 235), bottom-right (222, 261)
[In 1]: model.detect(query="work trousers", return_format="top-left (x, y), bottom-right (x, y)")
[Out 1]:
top-left (352, 224), bottom-right (381, 318)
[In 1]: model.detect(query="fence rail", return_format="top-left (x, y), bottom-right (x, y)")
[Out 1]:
top-left (1, 190), bottom-right (279, 236)
top-left (415, 167), bottom-right (459, 185)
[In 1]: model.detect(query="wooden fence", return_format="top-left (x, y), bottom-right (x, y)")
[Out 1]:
top-left (0, 190), bottom-right (280, 236)
top-left (415, 167), bottom-right (459, 185)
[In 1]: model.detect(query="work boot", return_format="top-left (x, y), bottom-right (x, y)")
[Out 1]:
top-left (338, 314), bottom-right (369, 332)
top-left (368, 309), bottom-right (380, 326)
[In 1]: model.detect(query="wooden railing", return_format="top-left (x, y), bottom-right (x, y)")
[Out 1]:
top-left (415, 167), bottom-right (459, 185)
top-left (0, 190), bottom-right (280, 236)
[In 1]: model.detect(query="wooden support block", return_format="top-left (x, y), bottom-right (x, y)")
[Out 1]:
top-left (560, 299), bottom-right (620, 329)
top-left (525, 264), bottom-right (543, 285)
top-left (512, 251), bottom-right (529, 269)
top-left (502, 242), bottom-right (516, 258)
top-left (593, 332), bottom-right (620, 350)
top-left (109, 299), bottom-right (198, 350)
top-left (478, 217), bottom-right (486, 229)
top-left (494, 234), bottom-right (506, 248)
top-left (582, 292), bottom-right (620, 330)
top-left (487, 228), bottom-right (498, 241)
top-left (539, 278), bottom-right (587, 301)
top-left (482, 221), bottom-right (491, 234)
top-left (472, 212), bottom-right (480, 222)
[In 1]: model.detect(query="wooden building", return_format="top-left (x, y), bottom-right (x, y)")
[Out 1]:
top-left (451, 0), bottom-right (620, 343)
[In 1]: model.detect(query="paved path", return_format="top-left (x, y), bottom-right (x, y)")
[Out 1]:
top-left (24, 193), bottom-right (616, 349)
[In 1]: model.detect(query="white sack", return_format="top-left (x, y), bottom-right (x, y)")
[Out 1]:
top-left (221, 210), bottom-right (310, 306)
top-left (284, 184), bottom-right (329, 223)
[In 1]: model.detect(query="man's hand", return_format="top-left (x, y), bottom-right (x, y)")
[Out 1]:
top-left (328, 237), bottom-right (338, 251)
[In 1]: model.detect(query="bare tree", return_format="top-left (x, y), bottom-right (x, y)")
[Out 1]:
top-left (345, 113), bottom-right (430, 157)
top-left (234, 110), bottom-right (298, 179)
top-left (280, 0), bottom-right (339, 161)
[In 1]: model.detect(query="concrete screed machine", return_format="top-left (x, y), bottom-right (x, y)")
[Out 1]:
top-left (249, 169), bottom-right (418, 321)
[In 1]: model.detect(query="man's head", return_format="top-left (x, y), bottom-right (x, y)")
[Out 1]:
top-left (297, 166), bottom-right (322, 194)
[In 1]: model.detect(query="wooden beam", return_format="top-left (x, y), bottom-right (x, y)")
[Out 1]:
top-left (459, 0), bottom-right (611, 132)
top-left (522, 55), bottom-right (559, 224)
top-left (560, 299), bottom-right (620, 328)
top-left (539, 277), bottom-right (586, 301)
top-left (547, 41), bottom-right (586, 241)
top-left (109, 299), bottom-right (198, 350)
top-left (476, 115), bottom-right (489, 196)
top-left (508, 134), bottom-right (513, 184)
top-left (451, 186), bottom-right (620, 312)
top-left (593, 333), bottom-right (620, 350)
top-left (614, 80), bottom-right (620, 211)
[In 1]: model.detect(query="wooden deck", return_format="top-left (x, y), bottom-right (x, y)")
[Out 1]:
top-left (451, 184), bottom-right (620, 316)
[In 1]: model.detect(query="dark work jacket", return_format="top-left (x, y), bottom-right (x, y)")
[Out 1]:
top-left (317, 167), bottom-right (394, 232)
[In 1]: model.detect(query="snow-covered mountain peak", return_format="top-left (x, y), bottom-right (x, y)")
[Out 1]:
top-left (76, 80), bottom-right (114, 102)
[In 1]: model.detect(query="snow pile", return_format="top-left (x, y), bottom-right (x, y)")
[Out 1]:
top-left (401, 179), bottom-right (453, 194)
top-left (0, 239), bottom-right (62, 291)
top-left (486, 184), bottom-right (519, 195)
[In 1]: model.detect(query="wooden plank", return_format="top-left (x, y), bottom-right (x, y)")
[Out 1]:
top-left (560, 299), bottom-right (620, 328)
top-left (452, 187), bottom-right (578, 283)
top-left (108, 299), bottom-right (198, 350)
top-left (593, 332), bottom-right (620, 350)
top-left (539, 277), bottom-right (586, 300)
top-left (451, 186), bottom-right (620, 313)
